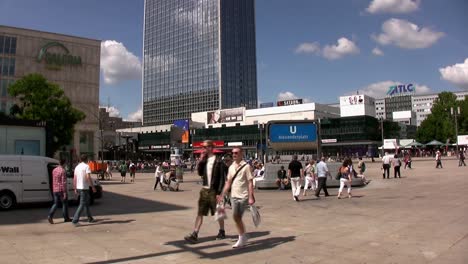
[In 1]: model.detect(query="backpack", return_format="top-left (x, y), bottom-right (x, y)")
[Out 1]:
top-left (361, 162), bottom-right (366, 173)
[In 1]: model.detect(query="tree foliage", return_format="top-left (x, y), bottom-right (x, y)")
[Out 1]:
top-left (8, 73), bottom-right (86, 157)
top-left (416, 92), bottom-right (468, 144)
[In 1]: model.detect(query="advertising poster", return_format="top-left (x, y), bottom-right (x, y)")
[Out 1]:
top-left (173, 119), bottom-right (189, 143)
top-left (207, 108), bottom-right (244, 124)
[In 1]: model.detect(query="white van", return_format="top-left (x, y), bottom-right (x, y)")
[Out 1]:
top-left (0, 155), bottom-right (102, 210)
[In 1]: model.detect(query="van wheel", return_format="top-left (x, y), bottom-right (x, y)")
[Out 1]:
top-left (0, 191), bottom-right (16, 210)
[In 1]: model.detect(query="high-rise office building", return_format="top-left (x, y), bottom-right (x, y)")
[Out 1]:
top-left (142, 0), bottom-right (258, 126)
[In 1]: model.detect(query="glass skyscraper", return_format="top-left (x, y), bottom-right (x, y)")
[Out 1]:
top-left (143, 0), bottom-right (258, 126)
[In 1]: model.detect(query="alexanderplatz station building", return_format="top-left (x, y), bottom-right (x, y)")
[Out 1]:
top-left (0, 25), bottom-right (101, 159)
top-left (127, 96), bottom-right (389, 160)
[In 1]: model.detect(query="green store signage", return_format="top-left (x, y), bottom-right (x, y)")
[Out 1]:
top-left (37, 42), bottom-right (82, 70)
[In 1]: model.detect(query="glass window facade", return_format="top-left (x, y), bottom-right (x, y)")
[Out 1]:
top-left (384, 95), bottom-right (412, 120)
top-left (0, 35), bottom-right (17, 114)
top-left (142, 0), bottom-right (257, 126)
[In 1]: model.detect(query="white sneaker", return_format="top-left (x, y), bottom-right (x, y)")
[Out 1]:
top-left (232, 234), bottom-right (247, 248)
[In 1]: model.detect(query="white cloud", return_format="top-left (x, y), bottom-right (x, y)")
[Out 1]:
top-left (277, 91), bottom-right (312, 103)
top-left (295, 42), bottom-right (320, 55)
top-left (354, 81), bottom-right (432, 98)
top-left (127, 107), bottom-right (142, 122)
top-left (439, 58), bottom-right (468, 90)
top-left (372, 47), bottom-right (384, 56)
top-left (101, 106), bottom-right (121, 117)
top-left (366, 0), bottom-right (420, 14)
top-left (372, 19), bottom-right (444, 49)
top-left (101, 40), bottom-right (142, 85)
top-left (322, 38), bottom-right (360, 60)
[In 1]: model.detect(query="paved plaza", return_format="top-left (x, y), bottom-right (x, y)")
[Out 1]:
top-left (0, 158), bottom-right (467, 264)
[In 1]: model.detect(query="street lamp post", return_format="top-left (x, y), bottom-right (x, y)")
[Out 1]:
top-left (258, 123), bottom-right (264, 163)
top-left (380, 118), bottom-right (384, 157)
top-left (451, 106), bottom-right (460, 155)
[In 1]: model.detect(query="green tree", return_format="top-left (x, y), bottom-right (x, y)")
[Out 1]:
top-left (416, 92), bottom-right (461, 143)
top-left (8, 73), bottom-right (85, 157)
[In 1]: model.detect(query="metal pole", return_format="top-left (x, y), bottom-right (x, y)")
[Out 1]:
top-left (380, 118), bottom-right (384, 157)
top-left (259, 123), bottom-right (263, 163)
top-left (452, 107), bottom-right (460, 156)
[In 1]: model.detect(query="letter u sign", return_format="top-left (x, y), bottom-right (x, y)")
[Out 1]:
top-left (290, 126), bottom-right (297, 134)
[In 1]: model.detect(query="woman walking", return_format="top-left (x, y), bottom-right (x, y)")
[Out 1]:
top-left (303, 160), bottom-right (316, 196)
top-left (337, 159), bottom-right (352, 199)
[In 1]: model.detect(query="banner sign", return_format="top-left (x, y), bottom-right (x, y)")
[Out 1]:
top-left (193, 140), bottom-right (224, 148)
top-left (277, 99), bottom-right (303, 106)
top-left (269, 123), bottom-right (317, 143)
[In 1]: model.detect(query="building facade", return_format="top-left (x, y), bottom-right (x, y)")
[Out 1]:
top-left (142, 0), bottom-right (258, 126)
top-left (412, 91), bottom-right (468, 126)
top-left (0, 25), bottom-right (101, 159)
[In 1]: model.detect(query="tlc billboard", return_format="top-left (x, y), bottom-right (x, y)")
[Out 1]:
top-left (387, 84), bottom-right (416, 96)
top-left (267, 121), bottom-right (318, 150)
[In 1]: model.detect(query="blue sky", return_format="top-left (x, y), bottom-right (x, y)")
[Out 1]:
top-left (1, 0), bottom-right (467, 120)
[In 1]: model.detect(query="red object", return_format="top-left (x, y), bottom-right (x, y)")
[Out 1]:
top-left (193, 149), bottom-right (225, 154)
top-left (88, 161), bottom-right (107, 172)
top-left (193, 140), bottom-right (225, 148)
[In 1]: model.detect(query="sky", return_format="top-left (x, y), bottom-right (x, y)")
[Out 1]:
top-left (1, 0), bottom-right (467, 121)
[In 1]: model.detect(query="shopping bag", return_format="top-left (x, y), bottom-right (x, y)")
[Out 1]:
top-left (250, 205), bottom-right (261, 227)
top-left (214, 203), bottom-right (227, 221)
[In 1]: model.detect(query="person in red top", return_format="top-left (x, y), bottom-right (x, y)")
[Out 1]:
top-left (47, 159), bottom-right (71, 224)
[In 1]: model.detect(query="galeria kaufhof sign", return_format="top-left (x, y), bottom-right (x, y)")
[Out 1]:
top-left (387, 84), bottom-right (416, 96)
top-left (37, 42), bottom-right (82, 70)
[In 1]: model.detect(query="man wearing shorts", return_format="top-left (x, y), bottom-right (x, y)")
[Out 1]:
top-left (219, 147), bottom-right (255, 248)
top-left (184, 140), bottom-right (227, 243)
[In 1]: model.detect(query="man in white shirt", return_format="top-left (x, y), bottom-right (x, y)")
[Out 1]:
top-left (72, 154), bottom-right (96, 226)
top-left (219, 147), bottom-right (255, 248)
top-left (382, 152), bottom-right (392, 179)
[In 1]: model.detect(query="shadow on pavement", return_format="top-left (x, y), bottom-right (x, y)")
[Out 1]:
top-left (74, 218), bottom-right (136, 226)
top-left (85, 231), bottom-right (295, 264)
top-left (0, 191), bottom-right (189, 226)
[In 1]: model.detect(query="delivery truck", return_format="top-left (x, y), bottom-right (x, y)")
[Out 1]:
top-left (0, 155), bottom-right (102, 210)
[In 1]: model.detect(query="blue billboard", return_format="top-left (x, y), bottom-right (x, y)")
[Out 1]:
top-left (269, 123), bottom-right (317, 143)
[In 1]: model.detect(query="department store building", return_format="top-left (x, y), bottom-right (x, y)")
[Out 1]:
top-left (0, 25), bottom-right (101, 159)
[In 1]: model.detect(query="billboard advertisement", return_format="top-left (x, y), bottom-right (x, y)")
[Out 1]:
top-left (173, 119), bottom-right (189, 143)
top-left (458, 135), bottom-right (468, 145)
top-left (207, 108), bottom-right (244, 124)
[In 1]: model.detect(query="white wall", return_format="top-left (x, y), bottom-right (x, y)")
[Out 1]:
top-left (0, 126), bottom-right (46, 156)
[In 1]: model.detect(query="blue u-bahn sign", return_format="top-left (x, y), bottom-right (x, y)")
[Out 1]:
top-left (269, 123), bottom-right (317, 143)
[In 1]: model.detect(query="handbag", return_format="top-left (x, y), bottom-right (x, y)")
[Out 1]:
top-left (335, 168), bottom-right (341, 180)
top-left (250, 205), bottom-right (261, 227)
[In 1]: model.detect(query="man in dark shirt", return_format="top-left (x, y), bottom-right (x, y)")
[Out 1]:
top-left (184, 140), bottom-right (227, 243)
top-left (288, 155), bottom-right (303, 201)
top-left (276, 166), bottom-right (288, 190)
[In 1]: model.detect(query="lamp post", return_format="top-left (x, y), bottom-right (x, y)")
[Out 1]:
top-left (258, 123), bottom-right (264, 163)
top-left (450, 106), bottom-right (460, 155)
top-left (380, 118), bottom-right (384, 157)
